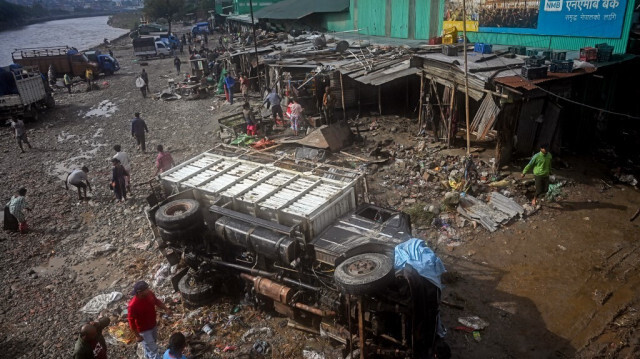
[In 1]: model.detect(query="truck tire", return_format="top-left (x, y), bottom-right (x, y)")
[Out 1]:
top-left (178, 273), bottom-right (215, 307)
top-left (158, 221), bottom-right (204, 243)
top-left (155, 199), bottom-right (202, 231)
top-left (160, 53), bottom-right (166, 59)
top-left (334, 253), bottom-right (394, 295)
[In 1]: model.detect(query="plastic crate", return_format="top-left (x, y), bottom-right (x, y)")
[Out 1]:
top-left (549, 60), bottom-right (573, 73)
top-left (579, 47), bottom-right (597, 62)
top-left (541, 50), bottom-right (553, 61)
top-left (442, 45), bottom-right (458, 56)
top-left (509, 46), bottom-right (527, 55)
top-left (551, 51), bottom-right (566, 61)
top-left (428, 36), bottom-right (442, 45)
top-left (522, 65), bottom-right (548, 80)
top-left (596, 45), bottom-right (614, 62)
top-left (525, 56), bottom-right (545, 67)
top-left (474, 43), bottom-right (492, 54)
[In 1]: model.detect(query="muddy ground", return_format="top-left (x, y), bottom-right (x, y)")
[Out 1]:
top-left (0, 27), bottom-right (639, 359)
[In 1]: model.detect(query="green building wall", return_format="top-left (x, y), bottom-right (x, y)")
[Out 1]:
top-left (323, 0), bottom-right (634, 53)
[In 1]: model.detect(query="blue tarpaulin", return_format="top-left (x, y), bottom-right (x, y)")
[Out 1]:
top-left (394, 238), bottom-right (446, 289)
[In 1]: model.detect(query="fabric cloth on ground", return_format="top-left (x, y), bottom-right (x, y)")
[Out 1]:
top-left (6, 195), bottom-right (28, 222)
top-left (80, 292), bottom-right (123, 314)
top-left (394, 238), bottom-right (446, 290)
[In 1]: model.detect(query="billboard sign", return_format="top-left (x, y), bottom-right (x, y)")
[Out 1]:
top-left (443, 0), bottom-right (628, 38)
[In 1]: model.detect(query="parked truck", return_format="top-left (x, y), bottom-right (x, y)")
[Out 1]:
top-left (158, 34), bottom-right (181, 49)
top-left (84, 50), bottom-right (120, 75)
top-left (132, 37), bottom-right (173, 59)
top-left (12, 47), bottom-right (100, 79)
top-left (0, 65), bottom-right (54, 120)
top-left (147, 145), bottom-right (448, 358)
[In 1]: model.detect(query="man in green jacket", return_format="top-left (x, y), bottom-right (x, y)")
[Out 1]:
top-left (73, 317), bottom-right (110, 359)
top-left (521, 144), bottom-right (552, 206)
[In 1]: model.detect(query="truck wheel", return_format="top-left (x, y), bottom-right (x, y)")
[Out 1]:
top-left (160, 53), bottom-right (166, 59)
top-left (155, 199), bottom-right (202, 230)
top-left (179, 273), bottom-right (215, 307)
top-left (158, 221), bottom-right (204, 243)
top-left (334, 253), bottom-right (394, 295)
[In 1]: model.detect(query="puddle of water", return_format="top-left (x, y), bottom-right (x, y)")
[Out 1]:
top-left (33, 256), bottom-right (68, 274)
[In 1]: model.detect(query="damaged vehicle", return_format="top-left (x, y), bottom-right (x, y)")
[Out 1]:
top-left (147, 145), bottom-right (449, 358)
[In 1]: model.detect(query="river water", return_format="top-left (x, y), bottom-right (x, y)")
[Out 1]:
top-left (0, 16), bottom-right (129, 67)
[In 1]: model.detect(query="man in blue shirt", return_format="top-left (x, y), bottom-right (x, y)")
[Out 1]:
top-left (131, 112), bottom-right (149, 152)
top-left (224, 73), bottom-right (235, 105)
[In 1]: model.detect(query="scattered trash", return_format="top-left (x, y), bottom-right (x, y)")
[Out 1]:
top-left (202, 323), bottom-right (214, 335)
top-left (223, 345), bottom-right (237, 352)
top-left (473, 331), bottom-right (482, 342)
top-left (583, 217), bottom-right (590, 221)
top-left (458, 316), bottom-right (489, 330)
top-left (546, 182), bottom-right (566, 202)
top-left (80, 292), bottom-right (123, 314)
top-left (557, 244), bottom-right (567, 251)
top-left (153, 263), bottom-right (171, 287)
top-left (241, 327), bottom-right (273, 342)
top-left (107, 322), bottom-right (136, 344)
top-left (453, 326), bottom-right (475, 333)
top-left (303, 349), bottom-right (326, 359)
top-left (253, 339), bottom-right (271, 354)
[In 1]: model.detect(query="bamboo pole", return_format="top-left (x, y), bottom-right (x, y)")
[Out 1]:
top-left (462, 0), bottom-right (471, 155)
top-left (418, 71), bottom-right (425, 128)
top-left (339, 71), bottom-right (346, 122)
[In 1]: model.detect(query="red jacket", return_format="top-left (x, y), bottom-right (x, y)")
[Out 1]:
top-left (127, 292), bottom-right (162, 333)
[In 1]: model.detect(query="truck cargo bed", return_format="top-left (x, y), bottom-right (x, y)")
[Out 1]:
top-left (159, 146), bottom-right (362, 241)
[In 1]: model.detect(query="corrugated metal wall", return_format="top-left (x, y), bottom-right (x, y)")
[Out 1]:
top-left (415, 0), bottom-right (431, 39)
top-left (356, 0), bottom-right (387, 36)
top-left (442, 0), bottom-right (635, 53)
top-left (391, 0), bottom-right (410, 38)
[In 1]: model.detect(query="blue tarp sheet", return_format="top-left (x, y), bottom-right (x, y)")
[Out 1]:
top-left (394, 238), bottom-right (446, 290)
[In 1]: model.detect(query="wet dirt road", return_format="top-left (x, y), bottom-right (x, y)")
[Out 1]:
top-left (440, 164), bottom-right (640, 358)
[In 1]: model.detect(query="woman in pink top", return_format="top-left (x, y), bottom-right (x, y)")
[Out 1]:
top-left (289, 99), bottom-right (303, 136)
top-left (155, 145), bottom-right (175, 176)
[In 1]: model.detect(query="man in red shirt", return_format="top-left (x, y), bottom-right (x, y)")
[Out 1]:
top-left (127, 281), bottom-right (171, 359)
top-left (154, 145), bottom-right (175, 176)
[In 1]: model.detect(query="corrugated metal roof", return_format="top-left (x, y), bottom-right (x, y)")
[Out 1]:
top-left (493, 67), bottom-right (596, 91)
top-left (254, 0), bottom-right (349, 20)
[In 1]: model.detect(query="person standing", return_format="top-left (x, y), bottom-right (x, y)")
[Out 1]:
top-left (179, 42), bottom-right (184, 55)
top-left (242, 102), bottom-right (256, 136)
top-left (73, 317), bottom-right (110, 359)
top-left (239, 73), bottom-right (249, 102)
top-left (154, 145), bottom-right (174, 176)
top-left (289, 98), bottom-right (303, 137)
top-left (136, 75), bottom-right (147, 98)
top-left (322, 86), bottom-right (336, 124)
top-left (111, 158), bottom-right (128, 203)
top-left (263, 88), bottom-right (284, 123)
top-left (131, 112), bottom-right (149, 152)
top-left (521, 144), bottom-right (552, 207)
top-left (224, 73), bottom-right (236, 105)
top-left (66, 166), bottom-right (92, 200)
top-left (174, 57), bottom-right (181, 73)
top-left (141, 69), bottom-right (149, 94)
top-left (6, 188), bottom-right (30, 234)
top-left (113, 145), bottom-right (131, 192)
top-left (64, 73), bottom-right (72, 94)
top-left (85, 68), bottom-right (94, 91)
top-left (127, 281), bottom-right (172, 359)
top-left (9, 118), bottom-right (32, 153)
top-left (163, 333), bottom-right (187, 359)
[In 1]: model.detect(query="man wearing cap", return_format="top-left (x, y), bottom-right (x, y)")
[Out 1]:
top-left (127, 281), bottom-right (172, 359)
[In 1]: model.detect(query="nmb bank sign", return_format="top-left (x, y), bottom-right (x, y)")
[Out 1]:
top-left (443, 0), bottom-right (628, 38)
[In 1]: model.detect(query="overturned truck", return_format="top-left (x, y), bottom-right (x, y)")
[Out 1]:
top-left (148, 145), bottom-right (448, 358)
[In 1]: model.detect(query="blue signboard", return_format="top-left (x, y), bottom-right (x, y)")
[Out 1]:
top-left (443, 0), bottom-right (628, 38)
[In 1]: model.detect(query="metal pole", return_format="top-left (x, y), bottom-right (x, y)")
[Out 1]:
top-left (249, 0), bottom-right (262, 93)
top-left (462, 0), bottom-right (471, 155)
